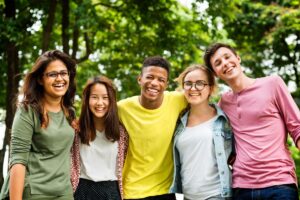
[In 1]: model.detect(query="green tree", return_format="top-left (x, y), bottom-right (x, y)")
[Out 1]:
top-left (0, 0), bottom-right (211, 186)
top-left (220, 0), bottom-right (299, 91)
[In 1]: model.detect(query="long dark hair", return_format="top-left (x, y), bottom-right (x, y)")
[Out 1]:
top-left (20, 50), bottom-right (77, 127)
top-left (79, 76), bottom-right (120, 144)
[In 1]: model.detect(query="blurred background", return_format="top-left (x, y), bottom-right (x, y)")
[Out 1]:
top-left (0, 0), bottom-right (299, 190)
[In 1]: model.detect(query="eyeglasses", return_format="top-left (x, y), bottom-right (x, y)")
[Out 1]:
top-left (183, 80), bottom-right (209, 91)
top-left (44, 70), bottom-right (69, 79)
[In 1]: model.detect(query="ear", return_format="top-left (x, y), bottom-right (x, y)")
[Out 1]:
top-left (237, 55), bottom-right (241, 63)
top-left (137, 74), bottom-right (142, 85)
top-left (163, 80), bottom-right (169, 90)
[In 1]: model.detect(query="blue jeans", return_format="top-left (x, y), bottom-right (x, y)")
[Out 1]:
top-left (233, 184), bottom-right (299, 200)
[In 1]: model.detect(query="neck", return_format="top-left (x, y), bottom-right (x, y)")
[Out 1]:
top-left (190, 102), bottom-right (214, 117)
top-left (187, 102), bottom-right (216, 127)
top-left (93, 117), bottom-right (105, 132)
top-left (227, 74), bottom-right (255, 93)
top-left (139, 96), bottom-right (163, 110)
top-left (43, 95), bottom-right (62, 112)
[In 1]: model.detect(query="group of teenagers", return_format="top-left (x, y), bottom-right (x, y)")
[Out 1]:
top-left (0, 42), bottom-right (300, 200)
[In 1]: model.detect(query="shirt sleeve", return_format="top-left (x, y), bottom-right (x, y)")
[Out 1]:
top-left (273, 76), bottom-right (300, 143)
top-left (9, 107), bottom-right (34, 168)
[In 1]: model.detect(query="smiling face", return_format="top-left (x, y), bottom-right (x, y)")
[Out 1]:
top-left (183, 69), bottom-right (211, 106)
top-left (210, 47), bottom-right (242, 83)
top-left (40, 60), bottom-right (69, 101)
top-left (89, 83), bottom-right (109, 120)
top-left (138, 66), bottom-right (168, 109)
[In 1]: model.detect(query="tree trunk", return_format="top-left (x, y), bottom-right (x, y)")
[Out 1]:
top-left (61, 0), bottom-right (70, 54)
top-left (42, 0), bottom-right (57, 52)
top-left (0, 0), bottom-right (20, 187)
top-left (71, 19), bottom-right (79, 59)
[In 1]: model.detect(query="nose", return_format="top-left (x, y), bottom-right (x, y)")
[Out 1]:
top-left (96, 98), bottom-right (104, 105)
top-left (150, 78), bottom-right (159, 86)
top-left (55, 73), bottom-right (64, 80)
top-left (222, 58), bottom-right (230, 68)
top-left (190, 83), bottom-right (197, 90)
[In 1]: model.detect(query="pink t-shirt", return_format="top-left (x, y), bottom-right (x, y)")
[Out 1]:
top-left (219, 75), bottom-right (300, 188)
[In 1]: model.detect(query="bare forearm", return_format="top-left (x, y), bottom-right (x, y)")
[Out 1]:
top-left (10, 164), bottom-right (25, 200)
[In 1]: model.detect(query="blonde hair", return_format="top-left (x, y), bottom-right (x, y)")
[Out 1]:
top-left (175, 64), bottom-right (218, 96)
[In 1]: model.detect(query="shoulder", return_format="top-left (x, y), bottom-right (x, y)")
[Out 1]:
top-left (118, 96), bottom-right (138, 108)
top-left (257, 75), bottom-right (286, 92)
top-left (164, 91), bottom-right (186, 102)
top-left (212, 104), bottom-right (227, 120)
top-left (12, 104), bottom-right (38, 128)
top-left (15, 104), bottom-right (36, 118)
top-left (119, 123), bottom-right (126, 134)
top-left (259, 75), bottom-right (282, 85)
top-left (220, 90), bottom-right (234, 102)
top-left (164, 91), bottom-right (187, 110)
top-left (165, 91), bottom-right (183, 97)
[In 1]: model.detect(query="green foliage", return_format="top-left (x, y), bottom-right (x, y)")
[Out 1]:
top-left (288, 137), bottom-right (300, 187)
top-left (1, 0), bottom-right (300, 193)
top-left (0, 0), bottom-right (213, 109)
top-left (216, 0), bottom-right (300, 89)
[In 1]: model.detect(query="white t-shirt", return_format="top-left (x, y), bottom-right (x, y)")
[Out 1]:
top-left (176, 116), bottom-right (221, 200)
top-left (80, 130), bottom-right (118, 182)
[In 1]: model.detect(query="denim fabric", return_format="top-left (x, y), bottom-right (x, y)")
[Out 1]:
top-left (169, 104), bottom-right (233, 197)
top-left (233, 184), bottom-right (299, 200)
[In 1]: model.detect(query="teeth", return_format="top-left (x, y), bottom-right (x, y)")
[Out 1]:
top-left (53, 83), bottom-right (64, 87)
top-left (224, 67), bottom-right (233, 74)
top-left (148, 88), bottom-right (158, 93)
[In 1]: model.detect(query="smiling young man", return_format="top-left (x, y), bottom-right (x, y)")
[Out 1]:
top-left (118, 56), bottom-right (187, 200)
top-left (204, 43), bottom-right (300, 200)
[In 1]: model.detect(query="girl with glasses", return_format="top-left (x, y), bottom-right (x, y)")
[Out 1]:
top-left (170, 64), bottom-right (233, 200)
top-left (0, 50), bottom-right (77, 200)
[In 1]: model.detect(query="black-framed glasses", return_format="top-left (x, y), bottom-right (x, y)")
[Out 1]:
top-left (44, 70), bottom-right (69, 79)
top-left (183, 80), bottom-right (209, 91)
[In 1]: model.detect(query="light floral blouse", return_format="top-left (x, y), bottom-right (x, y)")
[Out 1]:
top-left (70, 124), bottom-right (129, 199)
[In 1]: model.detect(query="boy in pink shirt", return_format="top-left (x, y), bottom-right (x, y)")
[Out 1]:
top-left (204, 43), bottom-right (300, 200)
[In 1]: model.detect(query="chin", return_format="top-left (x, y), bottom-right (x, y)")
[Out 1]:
top-left (144, 94), bottom-right (158, 101)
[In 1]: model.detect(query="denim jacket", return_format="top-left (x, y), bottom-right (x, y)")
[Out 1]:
top-left (169, 104), bottom-right (233, 197)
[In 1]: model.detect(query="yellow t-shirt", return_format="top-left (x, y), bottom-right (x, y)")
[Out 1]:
top-left (118, 91), bottom-right (187, 198)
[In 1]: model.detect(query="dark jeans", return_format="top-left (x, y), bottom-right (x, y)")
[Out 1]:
top-left (125, 193), bottom-right (176, 200)
top-left (233, 184), bottom-right (299, 200)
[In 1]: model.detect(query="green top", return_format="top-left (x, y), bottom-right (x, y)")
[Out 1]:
top-left (0, 106), bottom-right (75, 198)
